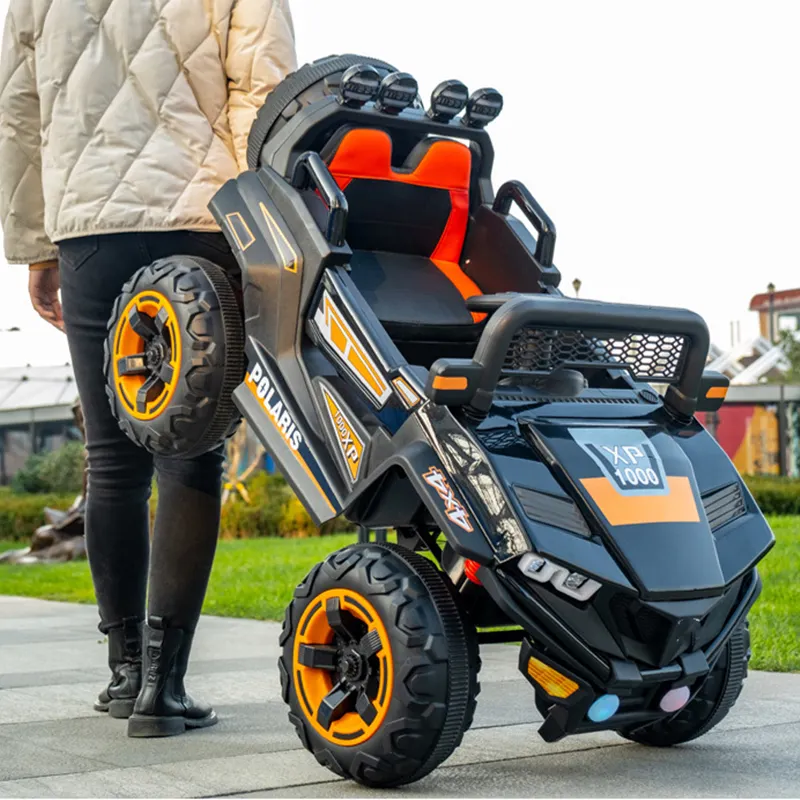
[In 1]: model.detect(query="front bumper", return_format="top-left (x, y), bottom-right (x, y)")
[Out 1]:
top-left (480, 565), bottom-right (761, 741)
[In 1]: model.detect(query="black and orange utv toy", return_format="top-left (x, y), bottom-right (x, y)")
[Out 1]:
top-left (105, 54), bottom-right (774, 787)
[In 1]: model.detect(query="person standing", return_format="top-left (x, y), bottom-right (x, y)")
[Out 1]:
top-left (0, 0), bottom-right (296, 737)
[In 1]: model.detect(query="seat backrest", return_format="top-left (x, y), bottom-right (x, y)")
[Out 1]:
top-left (323, 127), bottom-right (472, 265)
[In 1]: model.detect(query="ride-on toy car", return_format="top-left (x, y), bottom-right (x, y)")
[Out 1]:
top-left (105, 54), bottom-right (774, 787)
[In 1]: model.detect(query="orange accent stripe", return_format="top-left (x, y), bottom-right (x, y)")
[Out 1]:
top-left (225, 212), bottom-right (255, 251)
top-left (432, 375), bottom-right (468, 391)
top-left (706, 385), bottom-right (727, 399)
top-left (245, 374), bottom-right (336, 515)
top-left (259, 202), bottom-right (298, 272)
top-left (580, 476), bottom-right (700, 526)
top-left (392, 376), bottom-right (420, 408)
top-left (323, 297), bottom-right (389, 399)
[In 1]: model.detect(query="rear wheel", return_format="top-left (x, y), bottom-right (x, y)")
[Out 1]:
top-left (279, 543), bottom-right (480, 787)
top-left (619, 622), bottom-right (750, 746)
top-left (104, 255), bottom-right (243, 458)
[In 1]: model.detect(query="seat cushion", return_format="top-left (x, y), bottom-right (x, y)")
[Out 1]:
top-left (349, 250), bottom-right (475, 329)
top-left (348, 250), bottom-right (485, 367)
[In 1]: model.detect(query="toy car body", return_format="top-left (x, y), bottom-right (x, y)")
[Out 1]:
top-left (105, 55), bottom-right (774, 787)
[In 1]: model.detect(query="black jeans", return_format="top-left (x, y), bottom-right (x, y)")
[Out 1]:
top-left (60, 231), bottom-right (239, 633)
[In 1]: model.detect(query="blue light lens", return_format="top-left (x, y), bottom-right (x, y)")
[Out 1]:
top-left (587, 694), bottom-right (620, 722)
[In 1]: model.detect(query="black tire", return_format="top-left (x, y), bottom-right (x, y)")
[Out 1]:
top-left (246, 53), bottom-right (397, 171)
top-left (279, 543), bottom-right (480, 788)
top-left (619, 622), bottom-right (750, 746)
top-left (104, 255), bottom-right (244, 459)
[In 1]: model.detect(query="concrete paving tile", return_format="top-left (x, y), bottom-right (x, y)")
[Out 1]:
top-left (471, 679), bottom-right (539, 728)
top-left (247, 722), bottom-right (800, 798)
top-left (1, 639), bottom-right (108, 674)
top-left (0, 766), bottom-right (209, 799)
top-left (0, 733), bottom-right (109, 782)
top-left (0, 776), bottom-right (55, 798)
top-left (0, 703), bottom-right (301, 768)
top-left (153, 749), bottom-right (341, 796)
top-left (0, 687), bottom-right (97, 725)
top-left (0, 597), bottom-right (94, 619)
top-left (0, 625), bottom-right (100, 645)
top-left (0, 667), bottom-right (108, 691)
top-left (181, 670), bottom-right (283, 706)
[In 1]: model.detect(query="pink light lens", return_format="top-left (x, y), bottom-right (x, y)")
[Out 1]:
top-left (659, 686), bottom-right (691, 713)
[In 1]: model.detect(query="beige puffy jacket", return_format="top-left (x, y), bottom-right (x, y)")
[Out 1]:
top-left (0, 0), bottom-right (296, 265)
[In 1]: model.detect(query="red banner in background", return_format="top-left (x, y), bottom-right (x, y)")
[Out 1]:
top-left (697, 405), bottom-right (779, 475)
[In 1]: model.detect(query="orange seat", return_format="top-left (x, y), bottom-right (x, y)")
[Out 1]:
top-left (324, 128), bottom-right (486, 330)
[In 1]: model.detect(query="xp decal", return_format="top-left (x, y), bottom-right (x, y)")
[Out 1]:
top-left (571, 427), bottom-right (667, 495)
top-left (422, 466), bottom-right (474, 532)
top-left (320, 384), bottom-right (365, 482)
top-left (571, 428), bottom-right (700, 525)
top-left (313, 291), bottom-right (392, 406)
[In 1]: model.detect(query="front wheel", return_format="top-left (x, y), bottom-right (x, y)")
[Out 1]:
top-left (279, 543), bottom-right (480, 787)
top-left (619, 622), bottom-right (750, 747)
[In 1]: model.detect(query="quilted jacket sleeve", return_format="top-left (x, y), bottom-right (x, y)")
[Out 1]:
top-left (226, 0), bottom-right (297, 173)
top-left (0, 3), bottom-right (56, 264)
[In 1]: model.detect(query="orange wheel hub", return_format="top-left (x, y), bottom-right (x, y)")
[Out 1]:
top-left (293, 589), bottom-right (393, 746)
top-left (112, 291), bottom-right (181, 421)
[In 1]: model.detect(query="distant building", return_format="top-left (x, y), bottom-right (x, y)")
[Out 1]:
top-left (0, 365), bottom-right (81, 484)
top-left (749, 287), bottom-right (800, 339)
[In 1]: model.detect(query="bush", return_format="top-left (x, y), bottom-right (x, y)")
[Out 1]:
top-left (0, 488), bottom-right (78, 541)
top-left (11, 441), bottom-right (85, 495)
top-left (743, 475), bottom-right (800, 516)
top-left (0, 466), bottom-right (352, 543)
top-left (219, 471), bottom-right (352, 538)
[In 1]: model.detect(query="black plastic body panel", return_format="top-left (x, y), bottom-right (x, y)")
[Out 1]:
top-left (205, 69), bottom-right (774, 728)
top-left (462, 204), bottom-right (562, 293)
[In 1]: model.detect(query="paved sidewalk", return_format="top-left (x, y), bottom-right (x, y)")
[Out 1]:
top-left (0, 596), bottom-right (798, 798)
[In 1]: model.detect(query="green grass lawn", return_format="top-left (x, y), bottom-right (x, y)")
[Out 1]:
top-left (1, 519), bottom-right (798, 672)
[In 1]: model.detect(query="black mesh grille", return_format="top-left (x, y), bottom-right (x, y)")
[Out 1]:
top-left (513, 485), bottom-right (591, 537)
top-left (503, 328), bottom-right (688, 382)
top-left (702, 483), bottom-right (747, 531)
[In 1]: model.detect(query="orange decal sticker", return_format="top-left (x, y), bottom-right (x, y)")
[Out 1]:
top-left (313, 292), bottom-right (391, 405)
top-left (225, 212), bottom-right (256, 252)
top-left (580, 475), bottom-right (700, 526)
top-left (392, 376), bottom-right (421, 409)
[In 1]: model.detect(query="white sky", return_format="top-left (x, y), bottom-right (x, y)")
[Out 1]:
top-left (1, 0), bottom-right (799, 367)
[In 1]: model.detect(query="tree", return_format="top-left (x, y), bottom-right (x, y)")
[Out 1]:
top-left (776, 329), bottom-right (800, 384)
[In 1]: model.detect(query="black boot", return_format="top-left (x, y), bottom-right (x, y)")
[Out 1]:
top-left (127, 616), bottom-right (217, 737)
top-left (94, 617), bottom-right (142, 719)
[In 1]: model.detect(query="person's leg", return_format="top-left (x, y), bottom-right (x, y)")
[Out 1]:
top-left (59, 233), bottom-right (156, 715)
top-left (127, 231), bottom-right (237, 736)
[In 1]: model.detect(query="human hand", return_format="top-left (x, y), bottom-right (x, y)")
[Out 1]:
top-left (28, 261), bottom-right (64, 332)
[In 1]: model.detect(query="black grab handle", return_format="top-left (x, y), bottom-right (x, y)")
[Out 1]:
top-left (461, 294), bottom-right (710, 421)
top-left (291, 151), bottom-right (349, 247)
top-left (493, 180), bottom-right (556, 268)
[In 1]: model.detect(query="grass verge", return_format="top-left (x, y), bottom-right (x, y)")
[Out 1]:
top-left (1, 519), bottom-right (797, 672)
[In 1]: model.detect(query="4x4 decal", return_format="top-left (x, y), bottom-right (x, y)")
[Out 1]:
top-left (422, 467), bottom-right (474, 532)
